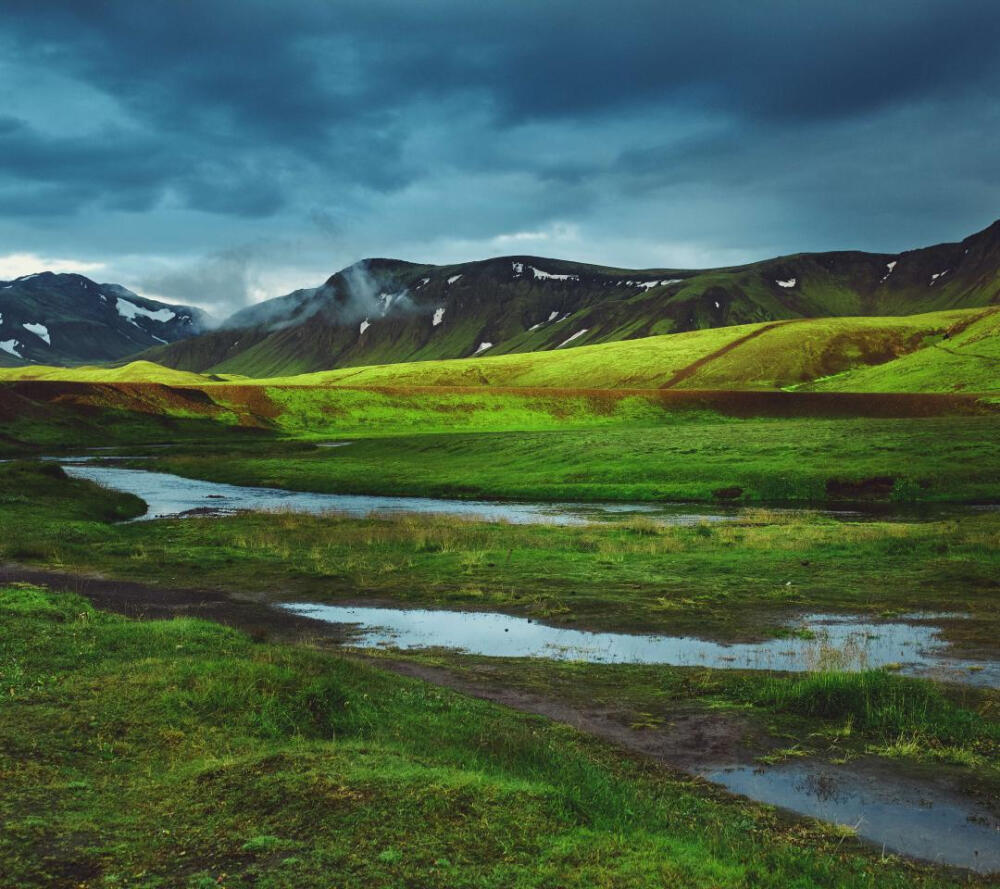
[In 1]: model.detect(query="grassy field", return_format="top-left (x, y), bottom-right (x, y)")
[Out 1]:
top-left (3, 582), bottom-right (997, 889)
top-left (142, 415), bottom-right (1000, 503)
top-left (2, 306), bottom-right (996, 393)
top-left (2, 304), bottom-right (998, 884)
top-left (374, 651), bottom-right (1000, 790)
top-left (273, 308), bottom-right (999, 393)
top-left (4, 462), bottom-right (997, 644)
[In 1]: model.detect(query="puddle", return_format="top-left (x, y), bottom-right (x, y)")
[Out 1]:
top-left (703, 762), bottom-right (1000, 873)
top-left (62, 464), bottom-right (748, 526)
top-left (279, 604), bottom-right (998, 688)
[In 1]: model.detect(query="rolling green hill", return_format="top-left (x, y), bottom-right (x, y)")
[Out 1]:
top-left (142, 219), bottom-right (1000, 377)
top-left (3, 306), bottom-right (996, 396)
top-left (256, 307), bottom-right (1000, 393)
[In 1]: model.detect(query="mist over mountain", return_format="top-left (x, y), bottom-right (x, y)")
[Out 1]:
top-left (141, 219), bottom-right (1000, 378)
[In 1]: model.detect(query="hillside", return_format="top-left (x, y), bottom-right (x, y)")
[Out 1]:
top-left (261, 307), bottom-right (1000, 393)
top-left (0, 273), bottom-right (209, 366)
top-left (142, 219), bottom-right (1000, 377)
top-left (4, 306), bottom-right (997, 397)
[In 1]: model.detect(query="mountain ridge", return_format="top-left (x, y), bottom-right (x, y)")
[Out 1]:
top-left (139, 219), bottom-right (999, 377)
top-left (0, 272), bottom-right (210, 366)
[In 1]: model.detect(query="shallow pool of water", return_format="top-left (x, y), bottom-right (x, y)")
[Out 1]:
top-left (279, 603), bottom-right (998, 688)
top-left (703, 762), bottom-right (1000, 873)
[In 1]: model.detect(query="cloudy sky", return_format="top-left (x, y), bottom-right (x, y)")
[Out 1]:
top-left (2, 0), bottom-right (998, 317)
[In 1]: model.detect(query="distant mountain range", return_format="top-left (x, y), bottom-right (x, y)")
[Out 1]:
top-left (0, 273), bottom-right (210, 366)
top-left (3, 220), bottom-right (998, 372)
top-left (142, 219), bottom-right (1000, 377)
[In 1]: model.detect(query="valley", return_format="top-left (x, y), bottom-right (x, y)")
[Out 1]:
top-left (1, 229), bottom-right (998, 888)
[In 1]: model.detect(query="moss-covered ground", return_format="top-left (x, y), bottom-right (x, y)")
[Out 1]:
top-left (3, 583), bottom-right (998, 888)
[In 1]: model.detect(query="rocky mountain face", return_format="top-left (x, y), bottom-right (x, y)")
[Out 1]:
top-left (0, 273), bottom-right (210, 366)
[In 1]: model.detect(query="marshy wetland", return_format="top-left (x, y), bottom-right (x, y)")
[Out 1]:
top-left (1, 404), bottom-right (998, 886)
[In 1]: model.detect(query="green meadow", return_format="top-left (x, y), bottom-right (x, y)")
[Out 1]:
top-left (1, 304), bottom-right (998, 885)
top-left (4, 462), bottom-right (998, 643)
top-left (5, 582), bottom-right (996, 889)
top-left (140, 414), bottom-right (1000, 504)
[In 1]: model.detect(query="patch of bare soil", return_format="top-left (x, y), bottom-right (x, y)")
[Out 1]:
top-left (0, 564), bottom-right (348, 645)
top-left (365, 657), bottom-right (774, 770)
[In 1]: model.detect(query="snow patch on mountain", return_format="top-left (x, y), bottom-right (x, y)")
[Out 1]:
top-left (359, 319), bottom-right (370, 335)
top-left (530, 266), bottom-right (579, 282)
top-left (433, 307), bottom-right (445, 326)
top-left (474, 341), bottom-right (493, 354)
top-left (880, 260), bottom-right (897, 283)
top-left (23, 322), bottom-right (50, 345)
top-left (556, 329), bottom-right (588, 348)
top-left (447, 274), bottom-right (463, 285)
top-left (0, 339), bottom-right (22, 358)
top-left (116, 297), bottom-right (176, 323)
top-left (776, 278), bottom-right (797, 288)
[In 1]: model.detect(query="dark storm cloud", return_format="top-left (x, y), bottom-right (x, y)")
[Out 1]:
top-left (0, 0), bottom-right (998, 307)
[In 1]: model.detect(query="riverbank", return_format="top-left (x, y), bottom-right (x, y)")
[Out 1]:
top-left (137, 415), bottom-right (1000, 504)
top-left (2, 583), bottom-right (997, 886)
top-left (2, 462), bottom-right (997, 644)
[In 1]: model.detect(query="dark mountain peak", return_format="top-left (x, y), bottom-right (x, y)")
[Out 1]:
top-left (148, 218), bottom-right (1000, 377)
top-left (0, 272), bottom-right (210, 366)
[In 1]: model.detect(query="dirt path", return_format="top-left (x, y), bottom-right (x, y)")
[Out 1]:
top-left (658, 320), bottom-right (796, 389)
top-left (363, 657), bottom-right (769, 770)
top-left (1, 563), bottom-right (766, 770)
top-left (0, 564), bottom-right (350, 645)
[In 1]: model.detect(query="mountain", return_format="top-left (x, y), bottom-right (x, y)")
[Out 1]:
top-left (140, 219), bottom-right (1000, 376)
top-left (0, 273), bottom-right (210, 366)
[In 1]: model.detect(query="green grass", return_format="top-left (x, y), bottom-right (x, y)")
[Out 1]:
top-left (381, 652), bottom-right (1000, 776)
top-left (145, 415), bottom-right (1000, 503)
top-left (750, 671), bottom-right (994, 749)
top-left (807, 311), bottom-right (1000, 394)
top-left (1, 583), bottom-right (993, 888)
top-left (0, 461), bottom-right (146, 525)
top-left (3, 462), bottom-right (998, 644)
top-left (0, 360), bottom-right (213, 385)
top-left (271, 309), bottom-right (997, 392)
top-left (1, 307), bottom-right (996, 393)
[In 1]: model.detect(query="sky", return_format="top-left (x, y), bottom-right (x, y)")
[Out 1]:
top-left (1, 0), bottom-right (998, 319)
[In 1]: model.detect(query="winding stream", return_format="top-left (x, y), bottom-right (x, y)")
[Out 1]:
top-left (61, 462), bottom-right (990, 526)
top-left (62, 463), bottom-right (747, 525)
top-left (59, 460), bottom-right (1000, 871)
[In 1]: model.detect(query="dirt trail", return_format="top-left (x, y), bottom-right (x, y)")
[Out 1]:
top-left (659, 320), bottom-right (797, 389)
top-left (364, 657), bottom-right (766, 770)
top-left (0, 564), bottom-right (349, 645)
top-left (0, 563), bottom-right (764, 770)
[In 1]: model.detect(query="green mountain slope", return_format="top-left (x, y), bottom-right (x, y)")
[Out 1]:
top-left (8, 306), bottom-right (994, 395)
top-left (270, 308), bottom-right (998, 393)
top-left (142, 220), bottom-right (1000, 377)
